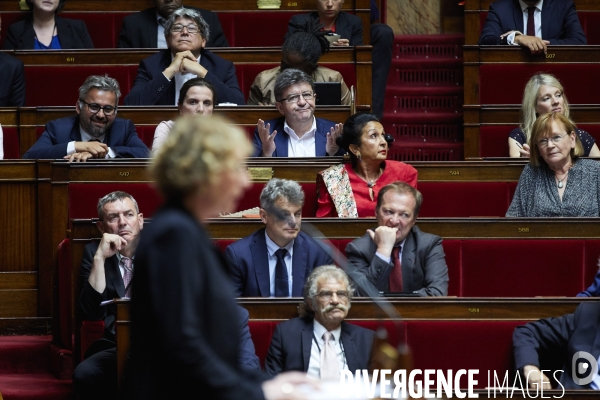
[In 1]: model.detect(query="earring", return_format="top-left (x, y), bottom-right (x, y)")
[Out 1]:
top-left (356, 153), bottom-right (362, 162)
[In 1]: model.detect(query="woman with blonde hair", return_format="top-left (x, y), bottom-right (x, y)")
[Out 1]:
top-left (506, 112), bottom-right (600, 217)
top-left (508, 73), bottom-right (600, 158)
top-left (122, 115), bottom-right (312, 399)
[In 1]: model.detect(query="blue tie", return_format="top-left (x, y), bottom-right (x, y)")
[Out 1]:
top-left (274, 248), bottom-right (289, 297)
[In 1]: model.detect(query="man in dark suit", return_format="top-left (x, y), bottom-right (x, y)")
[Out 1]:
top-left (346, 181), bottom-right (449, 296)
top-left (117, 0), bottom-right (228, 48)
top-left (22, 75), bottom-right (149, 161)
top-left (0, 14), bottom-right (25, 107)
top-left (479, 0), bottom-right (586, 54)
top-left (74, 191), bottom-right (260, 400)
top-left (513, 302), bottom-right (600, 390)
top-left (124, 7), bottom-right (244, 106)
top-left (253, 69), bottom-right (344, 157)
top-left (265, 265), bottom-right (374, 378)
top-left (226, 178), bottom-right (333, 297)
top-left (285, 0), bottom-right (393, 119)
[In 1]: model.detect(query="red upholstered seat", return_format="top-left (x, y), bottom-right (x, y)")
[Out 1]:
top-left (442, 239), bottom-right (461, 297)
top-left (68, 183), bottom-right (162, 219)
top-left (480, 64), bottom-right (600, 105)
top-left (133, 126), bottom-right (156, 149)
top-left (418, 182), bottom-right (513, 217)
top-left (25, 66), bottom-right (138, 106)
top-left (2, 127), bottom-right (20, 159)
top-left (220, 12), bottom-right (296, 47)
top-left (406, 320), bottom-right (524, 388)
top-left (461, 240), bottom-right (585, 297)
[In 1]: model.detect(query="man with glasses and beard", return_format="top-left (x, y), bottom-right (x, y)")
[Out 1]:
top-left (22, 75), bottom-right (149, 161)
top-left (253, 68), bottom-right (345, 157)
top-left (265, 265), bottom-right (374, 379)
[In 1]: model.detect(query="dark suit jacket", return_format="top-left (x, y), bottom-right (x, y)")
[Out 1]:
top-left (3, 15), bottom-right (94, 49)
top-left (0, 52), bottom-right (25, 106)
top-left (79, 241), bottom-right (124, 342)
top-left (286, 11), bottom-right (363, 46)
top-left (345, 226), bottom-right (449, 296)
top-left (252, 116), bottom-right (345, 157)
top-left (265, 316), bottom-right (374, 377)
top-left (117, 6), bottom-right (228, 48)
top-left (120, 202), bottom-right (265, 399)
top-left (22, 115), bottom-right (149, 159)
top-left (479, 0), bottom-right (586, 45)
top-left (124, 49), bottom-right (245, 105)
top-left (226, 228), bottom-right (333, 297)
top-left (513, 302), bottom-right (600, 389)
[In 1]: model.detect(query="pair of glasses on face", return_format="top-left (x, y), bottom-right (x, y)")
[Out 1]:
top-left (317, 290), bottom-right (349, 301)
top-left (278, 92), bottom-right (315, 104)
top-left (538, 133), bottom-right (568, 148)
top-left (80, 100), bottom-right (117, 116)
top-left (171, 24), bottom-right (199, 34)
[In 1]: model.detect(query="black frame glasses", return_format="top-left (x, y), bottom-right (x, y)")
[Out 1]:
top-left (79, 100), bottom-right (117, 116)
top-left (170, 24), bottom-right (200, 34)
top-left (278, 92), bottom-right (315, 104)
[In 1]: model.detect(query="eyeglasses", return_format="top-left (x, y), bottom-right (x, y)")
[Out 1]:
top-left (317, 291), bottom-right (348, 301)
top-left (79, 100), bottom-right (117, 116)
top-left (278, 92), bottom-right (315, 104)
top-left (538, 133), bottom-right (568, 147)
top-left (170, 24), bottom-right (199, 34)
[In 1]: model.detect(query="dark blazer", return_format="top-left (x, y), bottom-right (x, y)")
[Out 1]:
top-left (79, 241), bottom-right (124, 342)
top-left (226, 228), bottom-right (333, 297)
top-left (0, 52), bottom-right (25, 106)
top-left (124, 49), bottom-right (245, 106)
top-left (252, 116), bottom-right (345, 157)
top-left (286, 11), bottom-right (363, 46)
top-left (513, 302), bottom-right (600, 389)
top-left (3, 15), bottom-right (94, 49)
top-left (265, 316), bottom-right (375, 377)
top-left (345, 226), bottom-right (449, 296)
top-left (120, 202), bottom-right (266, 399)
top-left (22, 115), bottom-right (150, 159)
top-left (117, 6), bottom-right (228, 48)
top-left (479, 0), bottom-right (586, 45)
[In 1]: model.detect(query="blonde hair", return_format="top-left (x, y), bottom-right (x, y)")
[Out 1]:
top-left (520, 73), bottom-right (571, 143)
top-left (151, 115), bottom-right (252, 201)
top-left (529, 112), bottom-right (583, 167)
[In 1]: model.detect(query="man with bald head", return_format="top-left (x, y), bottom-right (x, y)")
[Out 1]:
top-left (479, 0), bottom-right (586, 54)
top-left (118, 0), bottom-right (228, 48)
top-left (345, 181), bottom-right (449, 296)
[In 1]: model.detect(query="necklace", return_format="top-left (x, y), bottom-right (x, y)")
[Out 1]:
top-left (362, 167), bottom-right (383, 201)
top-left (555, 164), bottom-right (572, 189)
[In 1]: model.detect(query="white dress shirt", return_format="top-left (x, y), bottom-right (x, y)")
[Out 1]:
top-left (285, 117), bottom-right (317, 157)
top-left (307, 319), bottom-right (348, 379)
top-left (508, 0), bottom-right (544, 44)
top-left (67, 127), bottom-right (116, 158)
top-left (156, 13), bottom-right (167, 49)
top-left (265, 232), bottom-right (294, 297)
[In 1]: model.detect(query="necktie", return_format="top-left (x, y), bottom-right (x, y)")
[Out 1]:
top-left (88, 138), bottom-right (101, 142)
top-left (527, 6), bottom-right (536, 36)
top-left (121, 257), bottom-right (133, 298)
top-left (320, 332), bottom-right (339, 380)
top-left (389, 246), bottom-right (403, 292)
top-left (274, 248), bottom-right (289, 297)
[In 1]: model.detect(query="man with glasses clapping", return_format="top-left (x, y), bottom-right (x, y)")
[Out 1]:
top-left (23, 75), bottom-right (149, 162)
top-left (253, 68), bottom-right (345, 157)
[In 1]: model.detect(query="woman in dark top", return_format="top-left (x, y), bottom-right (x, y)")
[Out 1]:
top-left (508, 73), bottom-right (600, 158)
top-left (3, 0), bottom-right (93, 50)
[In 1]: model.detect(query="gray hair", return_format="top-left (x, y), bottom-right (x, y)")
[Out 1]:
top-left (78, 75), bottom-right (121, 101)
top-left (303, 265), bottom-right (354, 315)
top-left (97, 191), bottom-right (139, 220)
top-left (274, 68), bottom-right (315, 102)
top-left (259, 178), bottom-right (305, 211)
top-left (164, 7), bottom-right (210, 43)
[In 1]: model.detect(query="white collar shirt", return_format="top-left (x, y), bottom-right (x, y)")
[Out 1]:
top-left (284, 117), bottom-right (317, 157)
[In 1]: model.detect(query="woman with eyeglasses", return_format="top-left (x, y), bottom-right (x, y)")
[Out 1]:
top-left (316, 113), bottom-right (418, 218)
top-left (506, 112), bottom-right (600, 217)
top-left (152, 78), bottom-right (215, 152)
top-left (3, 0), bottom-right (93, 50)
top-left (124, 7), bottom-right (244, 106)
top-left (509, 73), bottom-right (600, 158)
